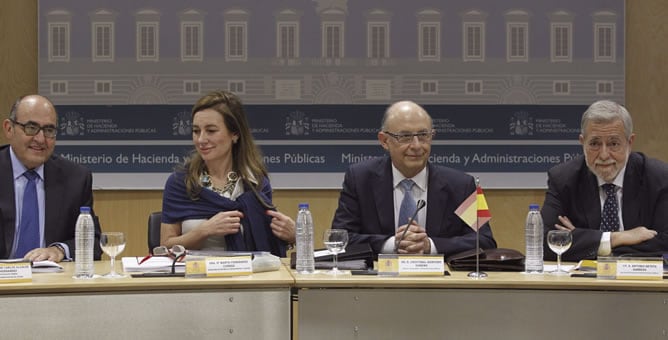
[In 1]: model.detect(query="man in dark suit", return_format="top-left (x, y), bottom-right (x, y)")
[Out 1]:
top-left (0, 95), bottom-right (102, 262)
top-left (332, 101), bottom-right (496, 257)
top-left (542, 100), bottom-right (668, 261)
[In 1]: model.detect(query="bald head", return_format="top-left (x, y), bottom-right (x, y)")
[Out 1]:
top-left (10, 95), bottom-right (57, 122)
top-left (4, 94), bottom-right (58, 169)
top-left (381, 101), bottom-right (432, 131)
top-left (378, 100), bottom-right (433, 178)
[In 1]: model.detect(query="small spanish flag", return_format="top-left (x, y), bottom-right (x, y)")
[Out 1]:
top-left (455, 185), bottom-right (491, 231)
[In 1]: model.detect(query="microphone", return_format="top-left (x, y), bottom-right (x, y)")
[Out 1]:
top-left (395, 199), bottom-right (427, 253)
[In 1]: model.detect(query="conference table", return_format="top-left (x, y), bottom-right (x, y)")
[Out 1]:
top-left (2, 261), bottom-right (667, 340)
top-left (293, 268), bottom-right (668, 340)
top-left (0, 261), bottom-right (293, 339)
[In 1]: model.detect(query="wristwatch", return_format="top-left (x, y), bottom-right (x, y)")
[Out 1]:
top-left (50, 244), bottom-right (66, 257)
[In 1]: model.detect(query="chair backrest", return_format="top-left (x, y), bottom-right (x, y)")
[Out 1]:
top-left (147, 211), bottom-right (162, 254)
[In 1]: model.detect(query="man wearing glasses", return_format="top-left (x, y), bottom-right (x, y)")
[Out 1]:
top-left (331, 100), bottom-right (496, 257)
top-left (542, 100), bottom-right (668, 261)
top-left (0, 94), bottom-right (102, 262)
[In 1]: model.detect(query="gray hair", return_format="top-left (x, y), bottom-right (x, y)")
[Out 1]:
top-left (8, 96), bottom-right (24, 120)
top-left (581, 100), bottom-right (633, 139)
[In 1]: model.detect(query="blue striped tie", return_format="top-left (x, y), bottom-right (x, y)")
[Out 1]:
top-left (398, 179), bottom-right (417, 227)
top-left (15, 170), bottom-right (40, 258)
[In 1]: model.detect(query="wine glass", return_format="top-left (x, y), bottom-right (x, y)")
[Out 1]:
top-left (323, 229), bottom-right (348, 275)
top-left (100, 232), bottom-right (127, 278)
top-left (547, 230), bottom-right (573, 275)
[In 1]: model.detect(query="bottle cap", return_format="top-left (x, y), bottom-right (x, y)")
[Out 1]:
top-left (529, 203), bottom-right (540, 210)
top-left (298, 203), bottom-right (309, 209)
top-left (80, 206), bottom-right (91, 213)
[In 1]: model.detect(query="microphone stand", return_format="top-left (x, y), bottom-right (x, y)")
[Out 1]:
top-left (468, 177), bottom-right (487, 279)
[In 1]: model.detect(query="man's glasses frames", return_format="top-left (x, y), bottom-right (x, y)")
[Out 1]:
top-left (10, 119), bottom-right (57, 138)
top-left (383, 130), bottom-right (435, 144)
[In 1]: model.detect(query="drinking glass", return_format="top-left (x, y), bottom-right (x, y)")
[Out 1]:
top-left (547, 230), bottom-right (573, 275)
top-left (100, 232), bottom-right (127, 278)
top-left (323, 229), bottom-right (348, 275)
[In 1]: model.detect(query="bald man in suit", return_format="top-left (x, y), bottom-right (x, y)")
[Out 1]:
top-left (0, 95), bottom-right (102, 262)
top-left (332, 101), bottom-right (496, 257)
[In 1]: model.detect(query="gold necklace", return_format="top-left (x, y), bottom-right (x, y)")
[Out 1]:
top-left (201, 170), bottom-right (239, 196)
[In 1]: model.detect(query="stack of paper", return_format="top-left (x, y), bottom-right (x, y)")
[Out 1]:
top-left (32, 260), bottom-right (64, 273)
top-left (313, 249), bottom-right (368, 270)
top-left (122, 257), bottom-right (185, 273)
top-left (313, 259), bottom-right (368, 270)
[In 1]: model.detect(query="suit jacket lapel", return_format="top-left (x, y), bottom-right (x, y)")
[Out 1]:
top-left (373, 157), bottom-right (396, 236)
top-left (580, 167), bottom-right (601, 230)
top-left (43, 157), bottom-right (63, 245)
top-left (621, 153), bottom-right (642, 227)
top-left (425, 163), bottom-right (446, 235)
top-left (0, 146), bottom-right (17, 257)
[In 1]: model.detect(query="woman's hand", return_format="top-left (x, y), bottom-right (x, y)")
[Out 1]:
top-left (203, 210), bottom-right (244, 236)
top-left (267, 210), bottom-right (296, 244)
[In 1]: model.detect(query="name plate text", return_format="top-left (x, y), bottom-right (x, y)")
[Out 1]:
top-left (377, 254), bottom-right (445, 276)
top-left (0, 261), bottom-right (32, 283)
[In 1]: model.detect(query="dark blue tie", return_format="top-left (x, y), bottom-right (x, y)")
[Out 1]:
top-left (15, 170), bottom-right (40, 258)
top-left (398, 179), bottom-right (417, 227)
top-left (601, 183), bottom-right (620, 232)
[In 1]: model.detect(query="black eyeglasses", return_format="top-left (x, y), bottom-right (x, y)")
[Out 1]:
top-left (383, 130), bottom-right (435, 144)
top-left (10, 119), bottom-right (57, 138)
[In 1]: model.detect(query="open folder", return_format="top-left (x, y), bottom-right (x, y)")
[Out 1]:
top-left (290, 243), bottom-right (374, 270)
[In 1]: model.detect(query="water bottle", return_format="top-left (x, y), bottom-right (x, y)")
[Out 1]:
top-left (295, 203), bottom-right (315, 274)
top-left (525, 204), bottom-right (544, 273)
top-left (73, 206), bottom-right (95, 279)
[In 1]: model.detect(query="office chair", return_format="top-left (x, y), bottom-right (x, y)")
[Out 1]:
top-left (147, 211), bottom-right (162, 254)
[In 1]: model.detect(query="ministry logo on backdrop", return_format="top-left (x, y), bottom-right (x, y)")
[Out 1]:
top-left (172, 111), bottom-right (191, 136)
top-left (285, 110), bottom-right (310, 136)
top-left (59, 111), bottom-right (85, 136)
top-left (509, 111), bottom-right (533, 136)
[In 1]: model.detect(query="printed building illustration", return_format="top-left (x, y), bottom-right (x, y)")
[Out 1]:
top-left (39, 0), bottom-right (624, 106)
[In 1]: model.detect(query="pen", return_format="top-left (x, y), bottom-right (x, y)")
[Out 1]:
top-left (139, 255), bottom-right (152, 265)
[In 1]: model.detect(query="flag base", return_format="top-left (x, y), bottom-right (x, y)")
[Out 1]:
top-left (467, 271), bottom-right (488, 279)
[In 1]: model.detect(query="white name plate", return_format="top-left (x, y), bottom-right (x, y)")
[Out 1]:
top-left (616, 258), bottom-right (663, 280)
top-left (0, 261), bottom-right (32, 283)
top-left (377, 254), bottom-right (445, 276)
top-left (596, 257), bottom-right (663, 280)
top-left (186, 256), bottom-right (253, 278)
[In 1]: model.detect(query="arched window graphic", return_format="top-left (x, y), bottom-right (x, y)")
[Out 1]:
top-left (180, 9), bottom-right (205, 62)
top-left (135, 9), bottom-right (160, 62)
top-left (91, 9), bottom-right (117, 62)
top-left (505, 9), bottom-right (530, 62)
